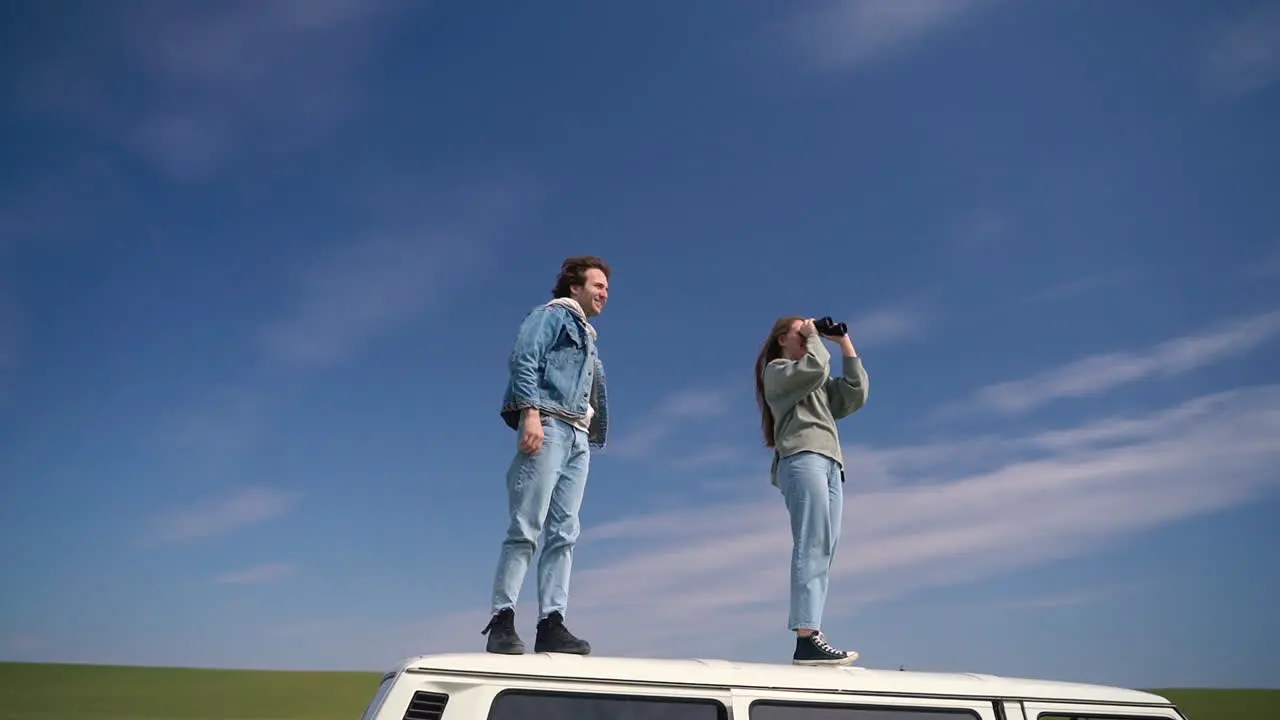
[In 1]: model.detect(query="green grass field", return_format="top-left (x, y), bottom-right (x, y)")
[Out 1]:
top-left (1147, 688), bottom-right (1279, 719)
top-left (0, 662), bottom-right (1274, 719)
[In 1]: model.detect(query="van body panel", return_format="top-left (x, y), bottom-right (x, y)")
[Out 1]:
top-left (1022, 701), bottom-right (1186, 720)
top-left (364, 654), bottom-right (1181, 720)
top-left (732, 686), bottom-right (1001, 720)
top-left (398, 653), bottom-right (1171, 706)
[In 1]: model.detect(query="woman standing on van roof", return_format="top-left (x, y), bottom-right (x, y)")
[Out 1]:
top-left (755, 316), bottom-right (869, 666)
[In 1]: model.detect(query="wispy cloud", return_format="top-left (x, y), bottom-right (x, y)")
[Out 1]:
top-left (952, 210), bottom-right (1008, 250)
top-left (668, 443), bottom-right (750, 473)
top-left (411, 384), bottom-right (1280, 658)
top-left (1027, 268), bottom-right (1143, 303)
top-left (855, 389), bottom-right (1256, 490)
top-left (1248, 248), bottom-right (1280, 279)
top-left (259, 232), bottom-right (477, 371)
top-left (607, 386), bottom-right (739, 458)
top-left (610, 306), bottom-right (920, 464)
top-left (150, 385), bottom-right (270, 474)
top-left (943, 308), bottom-right (1280, 417)
top-left (259, 178), bottom-right (537, 372)
top-left (1199, 3), bottom-right (1280, 98)
top-left (0, 154), bottom-right (136, 251)
top-left (0, 157), bottom-right (136, 410)
top-left (786, 0), bottom-right (999, 73)
top-left (149, 486), bottom-right (297, 543)
top-left (848, 305), bottom-right (928, 347)
top-left (17, 0), bottom-right (414, 180)
top-left (142, 177), bottom-right (537, 515)
top-left (0, 274), bottom-right (19, 408)
top-left (213, 562), bottom-right (296, 585)
top-left (1009, 582), bottom-right (1143, 610)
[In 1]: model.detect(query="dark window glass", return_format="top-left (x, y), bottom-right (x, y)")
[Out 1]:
top-left (1039, 715), bottom-right (1171, 719)
top-left (751, 701), bottom-right (980, 720)
top-left (488, 689), bottom-right (725, 720)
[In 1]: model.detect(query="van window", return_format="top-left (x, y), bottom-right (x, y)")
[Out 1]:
top-left (751, 700), bottom-right (980, 720)
top-left (488, 689), bottom-right (727, 720)
top-left (1038, 715), bottom-right (1172, 719)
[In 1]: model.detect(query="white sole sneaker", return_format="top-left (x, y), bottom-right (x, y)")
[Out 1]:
top-left (794, 651), bottom-right (859, 666)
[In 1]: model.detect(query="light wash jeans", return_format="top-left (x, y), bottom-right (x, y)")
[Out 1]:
top-left (491, 415), bottom-right (590, 620)
top-left (777, 450), bottom-right (844, 631)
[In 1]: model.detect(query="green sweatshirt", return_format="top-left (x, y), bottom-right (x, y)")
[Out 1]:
top-left (763, 331), bottom-right (870, 486)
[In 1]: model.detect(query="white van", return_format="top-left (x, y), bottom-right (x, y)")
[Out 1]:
top-left (357, 653), bottom-right (1188, 720)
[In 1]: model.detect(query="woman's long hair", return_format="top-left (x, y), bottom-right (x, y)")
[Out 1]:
top-left (754, 316), bottom-right (803, 448)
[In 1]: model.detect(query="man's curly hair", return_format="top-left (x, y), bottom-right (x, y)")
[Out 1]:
top-left (552, 256), bottom-right (611, 298)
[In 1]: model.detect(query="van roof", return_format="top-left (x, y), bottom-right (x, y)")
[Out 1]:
top-left (399, 653), bottom-right (1172, 706)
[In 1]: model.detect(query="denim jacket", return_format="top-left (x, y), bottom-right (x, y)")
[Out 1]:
top-left (500, 303), bottom-right (609, 449)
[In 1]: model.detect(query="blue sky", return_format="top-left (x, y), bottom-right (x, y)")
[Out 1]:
top-left (2, 0), bottom-right (1279, 692)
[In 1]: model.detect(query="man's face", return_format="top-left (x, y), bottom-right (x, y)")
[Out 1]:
top-left (571, 268), bottom-right (609, 318)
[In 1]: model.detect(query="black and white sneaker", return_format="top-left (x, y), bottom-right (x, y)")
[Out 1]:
top-left (793, 631), bottom-right (858, 666)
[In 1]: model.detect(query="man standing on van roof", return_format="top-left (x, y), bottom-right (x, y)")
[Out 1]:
top-left (482, 256), bottom-right (611, 655)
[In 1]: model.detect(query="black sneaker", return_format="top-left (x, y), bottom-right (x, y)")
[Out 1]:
top-left (481, 608), bottom-right (525, 655)
top-left (793, 631), bottom-right (858, 666)
top-left (534, 611), bottom-right (591, 655)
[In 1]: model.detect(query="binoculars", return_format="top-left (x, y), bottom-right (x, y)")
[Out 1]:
top-left (814, 316), bottom-right (848, 337)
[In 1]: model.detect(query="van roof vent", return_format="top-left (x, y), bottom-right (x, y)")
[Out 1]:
top-left (402, 691), bottom-right (449, 720)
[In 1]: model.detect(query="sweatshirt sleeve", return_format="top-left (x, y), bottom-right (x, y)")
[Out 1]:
top-left (825, 355), bottom-right (869, 418)
top-left (763, 332), bottom-right (831, 410)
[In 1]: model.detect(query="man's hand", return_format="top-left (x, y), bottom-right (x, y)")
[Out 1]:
top-left (519, 408), bottom-right (544, 455)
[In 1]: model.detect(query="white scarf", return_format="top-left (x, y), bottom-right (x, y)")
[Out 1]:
top-left (545, 297), bottom-right (598, 342)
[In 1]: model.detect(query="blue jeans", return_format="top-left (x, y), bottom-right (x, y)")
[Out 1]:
top-left (491, 415), bottom-right (590, 620)
top-left (777, 451), bottom-right (844, 631)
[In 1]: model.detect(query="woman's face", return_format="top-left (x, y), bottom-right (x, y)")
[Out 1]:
top-left (779, 319), bottom-right (806, 360)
